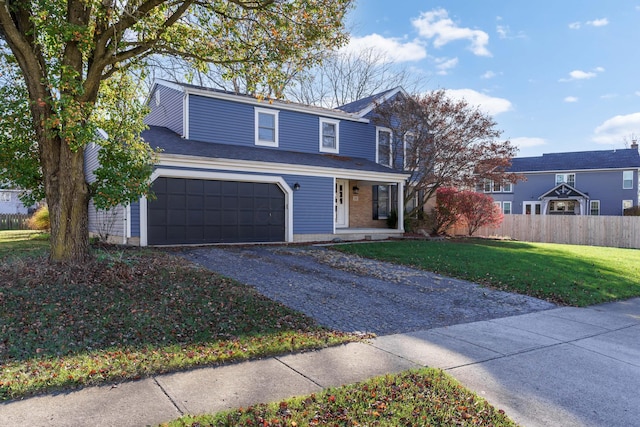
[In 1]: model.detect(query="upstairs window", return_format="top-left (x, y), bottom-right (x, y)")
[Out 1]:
top-left (623, 170), bottom-right (634, 189)
top-left (503, 182), bottom-right (513, 192)
top-left (483, 179), bottom-right (492, 193)
top-left (255, 107), bottom-right (279, 147)
top-left (0, 191), bottom-right (10, 202)
top-left (556, 173), bottom-right (575, 187)
top-left (319, 118), bottom-right (339, 153)
top-left (377, 127), bottom-right (392, 167)
top-left (404, 132), bottom-right (416, 170)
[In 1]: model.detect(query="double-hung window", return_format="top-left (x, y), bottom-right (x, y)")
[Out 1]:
top-left (502, 201), bottom-right (512, 214)
top-left (372, 185), bottom-right (390, 219)
top-left (590, 200), bottom-right (600, 216)
top-left (623, 170), bottom-right (634, 189)
top-left (377, 127), bottom-right (392, 167)
top-left (319, 118), bottom-right (339, 153)
top-left (255, 108), bottom-right (279, 147)
top-left (556, 173), bottom-right (575, 187)
top-left (0, 191), bottom-right (10, 202)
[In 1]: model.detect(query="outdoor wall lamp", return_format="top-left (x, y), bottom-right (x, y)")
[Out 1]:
top-left (293, 182), bottom-right (301, 191)
top-left (352, 185), bottom-right (360, 195)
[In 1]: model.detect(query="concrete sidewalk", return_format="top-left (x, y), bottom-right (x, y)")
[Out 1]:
top-left (1, 298), bottom-right (639, 427)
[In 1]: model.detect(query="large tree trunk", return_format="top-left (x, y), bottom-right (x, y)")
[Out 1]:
top-left (40, 134), bottom-right (91, 263)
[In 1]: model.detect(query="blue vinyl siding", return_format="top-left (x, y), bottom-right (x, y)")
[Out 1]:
top-left (504, 170), bottom-right (639, 215)
top-left (187, 94), bottom-right (378, 162)
top-left (189, 95), bottom-right (253, 145)
top-left (145, 85), bottom-right (184, 135)
top-left (287, 175), bottom-right (334, 234)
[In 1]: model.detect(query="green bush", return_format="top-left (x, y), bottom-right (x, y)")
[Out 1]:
top-left (27, 205), bottom-right (50, 230)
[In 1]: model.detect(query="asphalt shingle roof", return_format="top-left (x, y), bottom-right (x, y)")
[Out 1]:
top-left (142, 126), bottom-right (406, 175)
top-left (336, 87), bottom-right (401, 114)
top-left (510, 148), bottom-right (640, 172)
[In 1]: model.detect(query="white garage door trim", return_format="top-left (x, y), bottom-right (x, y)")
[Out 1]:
top-left (140, 168), bottom-right (293, 246)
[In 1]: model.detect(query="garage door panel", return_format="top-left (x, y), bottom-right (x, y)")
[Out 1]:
top-left (147, 177), bottom-right (285, 245)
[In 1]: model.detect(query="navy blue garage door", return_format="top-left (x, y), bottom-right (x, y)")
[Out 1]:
top-left (148, 178), bottom-right (285, 245)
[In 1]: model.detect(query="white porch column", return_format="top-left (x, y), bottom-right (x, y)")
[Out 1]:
top-left (397, 181), bottom-right (405, 232)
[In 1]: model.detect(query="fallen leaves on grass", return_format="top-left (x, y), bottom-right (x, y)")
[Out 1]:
top-left (165, 368), bottom-right (516, 426)
top-left (0, 249), bottom-right (360, 400)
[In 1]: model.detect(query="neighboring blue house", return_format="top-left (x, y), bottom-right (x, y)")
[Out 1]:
top-left (487, 146), bottom-right (640, 216)
top-left (0, 187), bottom-right (33, 214)
top-left (86, 81), bottom-right (410, 245)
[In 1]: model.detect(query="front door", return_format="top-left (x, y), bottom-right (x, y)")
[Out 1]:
top-left (524, 202), bottom-right (541, 215)
top-left (335, 179), bottom-right (348, 228)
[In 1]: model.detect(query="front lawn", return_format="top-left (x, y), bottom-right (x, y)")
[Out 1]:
top-left (0, 234), bottom-right (359, 400)
top-left (335, 239), bottom-right (640, 306)
top-left (164, 368), bottom-right (516, 427)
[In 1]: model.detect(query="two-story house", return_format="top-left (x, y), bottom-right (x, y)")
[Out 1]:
top-left (86, 81), bottom-right (410, 245)
top-left (487, 146), bottom-right (640, 216)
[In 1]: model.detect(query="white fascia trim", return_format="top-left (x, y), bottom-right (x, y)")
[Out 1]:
top-left (152, 79), bottom-right (368, 124)
top-left (158, 154), bottom-right (410, 183)
top-left (331, 177), bottom-right (336, 235)
top-left (140, 168), bottom-right (294, 247)
top-left (355, 87), bottom-right (408, 117)
top-left (319, 117), bottom-right (339, 154)
top-left (183, 92), bottom-right (189, 139)
top-left (518, 167), bottom-right (639, 174)
top-left (125, 204), bottom-right (131, 239)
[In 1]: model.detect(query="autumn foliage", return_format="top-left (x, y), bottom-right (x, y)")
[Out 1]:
top-left (435, 187), bottom-right (503, 236)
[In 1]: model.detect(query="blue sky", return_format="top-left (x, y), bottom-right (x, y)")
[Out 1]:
top-left (344, 1), bottom-right (640, 157)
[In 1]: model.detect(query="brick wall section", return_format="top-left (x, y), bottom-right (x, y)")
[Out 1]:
top-left (349, 182), bottom-right (387, 228)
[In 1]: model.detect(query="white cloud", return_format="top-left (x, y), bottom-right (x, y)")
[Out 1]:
top-left (481, 70), bottom-right (497, 79)
top-left (586, 18), bottom-right (609, 27)
top-left (569, 18), bottom-right (609, 29)
top-left (635, 91), bottom-right (640, 97)
top-left (412, 9), bottom-right (491, 57)
top-left (600, 93), bottom-right (618, 99)
top-left (593, 112), bottom-right (640, 144)
top-left (564, 96), bottom-right (579, 103)
top-left (444, 88), bottom-right (512, 115)
top-left (511, 137), bottom-right (547, 149)
top-left (434, 57), bottom-right (458, 75)
top-left (559, 67), bottom-right (604, 82)
top-left (496, 25), bottom-right (508, 39)
top-left (343, 34), bottom-right (427, 63)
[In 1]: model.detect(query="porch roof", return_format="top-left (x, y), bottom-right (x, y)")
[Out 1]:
top-left (143, 126), bottom-right (408, 178)
top-left (539, 183), bottom-right (589, 200)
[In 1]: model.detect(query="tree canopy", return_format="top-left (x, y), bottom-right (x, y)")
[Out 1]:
top-left (370, 90), bottom-right (522, 218)
top-left (0, 0), bottom-right (353, 262)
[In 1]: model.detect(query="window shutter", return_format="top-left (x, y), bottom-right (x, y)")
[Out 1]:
top-left (372, 185), bottom-right (379, 219)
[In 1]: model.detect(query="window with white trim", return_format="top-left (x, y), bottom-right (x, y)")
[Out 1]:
top-left (503, 182), bottom-right (512, 192)
top-left (623, 170), bottom-right (634, 189)
top-left (483, 179), bottom-right (492, 193)
top-left (556, 173), bottom-right (575, 186)
top-left (376, 127), bottom-right (392, 167)
top-left (403, 132), bottom-right (416, 170)
top-left (623, 200), bottom-right (633, 211)
top-left (590, 200), bottom-right (600, 216)
top-left (372, 185), bottom-right (390, 219)
top-left (0, 191), bottom-right (10, 202)
top-left (319, 118), bottom-right (339, 153)
top-left (502, 201), bottom-right (512, 214)
top-left (255, 107), bottom-right (278, 147)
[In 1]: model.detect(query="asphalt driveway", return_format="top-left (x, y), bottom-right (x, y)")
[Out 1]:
top-left (183, 244), bottom-right (556, 334)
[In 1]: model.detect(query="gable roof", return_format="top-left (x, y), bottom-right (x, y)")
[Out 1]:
top-left (152, 79), bottom-right (368, 123)
top-left (336, 87), bottom-right (407, 117)
top-left (510, 148), bottom-right (640, 172)
top-left (143, 126), bottom-right (408, 178)
top-left (539, 183), bottom-right (589, 200)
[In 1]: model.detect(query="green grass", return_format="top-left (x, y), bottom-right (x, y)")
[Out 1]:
top-left (335, 239), bottom-right (640, 306)
top-left (0, 237), bottom-right (359, 401)
top-left (0, 230), bottom-right (50, 259)
top-left (163, 368), bottom-right (516, 427)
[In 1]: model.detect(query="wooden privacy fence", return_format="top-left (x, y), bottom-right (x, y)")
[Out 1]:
top-left (0, 214), bottom-right (30, 230)
top-left (450, 215), bottom-right (640, 249)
